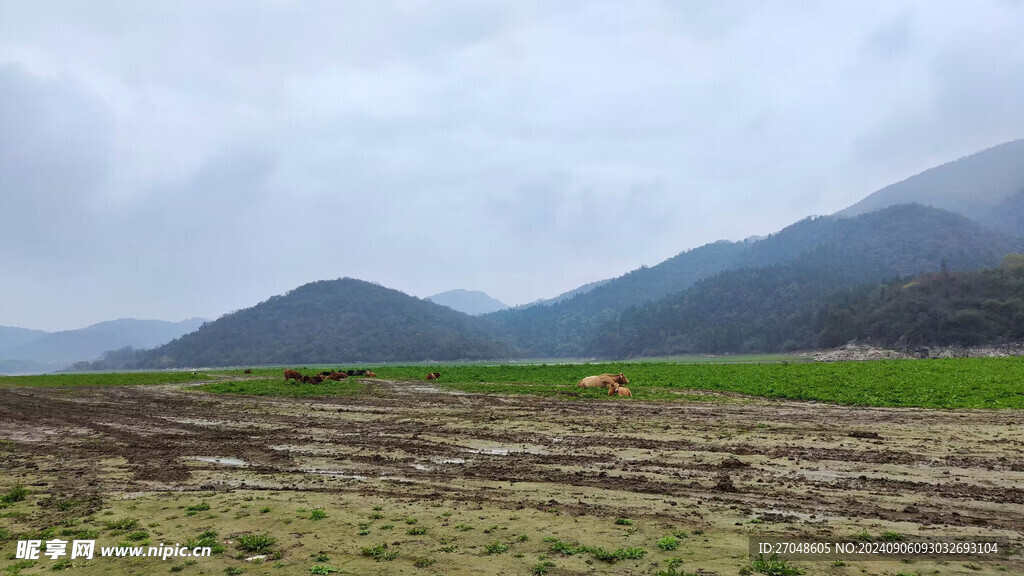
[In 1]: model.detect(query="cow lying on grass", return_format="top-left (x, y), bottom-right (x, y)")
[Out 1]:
top-left (425, 372), bottom-right (441, 381)
top-left (364, 370), bottom-right (378, 378)
top-left (576, 373), bottom-right (633, 398)
top-left (577, 373), bottom-right (629, 389)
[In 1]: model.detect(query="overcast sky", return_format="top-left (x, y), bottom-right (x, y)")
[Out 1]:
top-left (3, 1), bottom-right (1023, 331)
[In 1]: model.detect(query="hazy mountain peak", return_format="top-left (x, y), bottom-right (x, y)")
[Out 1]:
top-left (839, 139), bottom-right (1024, 237)
top-left (426, 289), bottom-right (508, 315)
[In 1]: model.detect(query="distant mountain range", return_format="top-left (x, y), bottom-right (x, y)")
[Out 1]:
top-left (489, 203), bottom-right (1024, 357)
top-left (839, 139), bottom-right (1024, 238)
top-left (65, 140), bottom-right (1024, 367)
top-left (0, 318), bottom-right (206, 374)
top-left (426, 289), bottom-right (508, 315)
top-left (597, 206), bottom-right (1023, 357)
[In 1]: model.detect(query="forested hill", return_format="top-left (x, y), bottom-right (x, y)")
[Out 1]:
top-left (600, 254), bottom-right (1024, 357)
top-left (138, 278), bottom-right (509, 367)
top-left (596, 210), bottom-right (1024, 358)
top-left (839, 139), bottom-right (1024, 238)
top-left (821, 254), bottom-right (1024, 348)
top-left (488, 203), bottom-right (1024, 357)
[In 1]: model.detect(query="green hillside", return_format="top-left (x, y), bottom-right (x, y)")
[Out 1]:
top-left (138, 278), bottom-right (509, 367)
top-left (600, 250), bottom-right (1024, 358)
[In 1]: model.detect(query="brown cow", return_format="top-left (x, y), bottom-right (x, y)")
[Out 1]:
top-left (364, 370), bottom-right (378, 378)
top-left (243, 369), bottom-right (252, 374)
top-left (284, 369), bottom-right (302, 382)
top-left (577, 373), bottom-right (629, 389)
top-left (425, 372), bottom-right (441, 381)
top-left (302, 375), bottom-right (324, 384)
top-left (325, 371), bottom-right (347, 381)
top-left (613, 386), bottom-right (632, 397)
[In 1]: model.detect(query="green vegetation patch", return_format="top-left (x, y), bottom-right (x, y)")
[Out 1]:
top-left (382, 358), bottom-right (1024, 408)
top-left (104, 354), bottom-right (1024, 409)
top-left (195, 378), bottom-right (367, 397)
top-left (0, 371), bottom-right (205, 388)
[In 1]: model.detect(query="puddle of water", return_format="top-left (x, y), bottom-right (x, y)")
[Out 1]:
top-left (462, 445), bottom-right (548, 456)
top-left (431, 457), bottom-right (467, 464)
top-left (302, 468), bottom-right (368, 480)
top-left (192, 456), bottom-right (248, 467)
top-left (174, 418), bottom-right (227, 427)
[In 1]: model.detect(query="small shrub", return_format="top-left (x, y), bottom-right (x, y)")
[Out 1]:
top-left (657, 536), bottom-right (679, 550)
top-left (656, 558), bottom-right (697, 576)
top-left (614, 517), bottom-right (633, 526)
top-left (750, 553), bottom-right (803, 576)
top-left (407, 526), bottom-right (428, 536)
top-left (549, 540), bottom-right (584, 556)
top-left (311, 552), bottom-right (330, 562)
top-left (309, 509), bottom-right (327, 520)
top-left (589, 547), bottom-right (618, 563)
top-left (104, 518), bottom-right (139, 531)
top-left (532, 561), bottom-right (556, 575)
top-left (0, 482), bottom-right (28, 504)
top-left (126, 530), bottom-right (149, 541)
top-left (880, 531), bottom-right (904, 542)
top-left (485, 541), bottom-right (509, 555)
top-left (361, 543), bottom-right (398, 562)
top-left (404, 517), bottom-right (418, 525)
top-left (309, 566), bottom-right (338, 575)
top-left (186, 530), bottom-right (225, 555)
top-left (368, 512), bottom-right (384, 520)
top-left (412, 557), bottom-right (436, 568)
top-left (224, 568), bottom-right (244, 576)
top-left (259, 507), bottom-right (271, 514)
top-left (237, 533), bottom-right (276, 554)
top-left (616, 547), bottom-right (646, 560)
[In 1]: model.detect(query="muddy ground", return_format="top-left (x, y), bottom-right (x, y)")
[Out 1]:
top-left (1, 378), bottom-right (1023, 575)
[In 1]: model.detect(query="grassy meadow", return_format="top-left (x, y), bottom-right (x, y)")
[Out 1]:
top-left (201, 357), bottom-right (1024, 409)
top-left (0, 371), bottom-right (205, 388)
top-left (4, 356), bottom-right (1024, 409)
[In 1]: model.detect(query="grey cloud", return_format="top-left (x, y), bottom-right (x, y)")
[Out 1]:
top-left (0, 64), bottom-right (113, 259)
top-left (1, 1), bottom-right (1023, 330)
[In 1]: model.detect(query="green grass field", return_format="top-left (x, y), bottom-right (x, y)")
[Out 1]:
top-left (204, 357), bottom-right (1024, 409)
top-left (0, 371), bottom-right (205, 388)
top-left (5, 356), bottom-right (1024, 409)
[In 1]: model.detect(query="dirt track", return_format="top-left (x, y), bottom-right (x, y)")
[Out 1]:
top-left (2, 379), bottom-right (1023, 574)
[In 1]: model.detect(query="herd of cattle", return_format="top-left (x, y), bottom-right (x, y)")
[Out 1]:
top-left (281, 368), bottom-right (442, 384)
top-left (282, 368), bottom-right (378, 384)
top-left (279, 368), bottom-right (631, 396)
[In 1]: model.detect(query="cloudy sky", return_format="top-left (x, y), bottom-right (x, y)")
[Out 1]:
top-left (2, 1), bottom-right (1023, 331)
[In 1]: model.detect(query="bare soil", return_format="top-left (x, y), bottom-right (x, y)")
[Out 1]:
top-left (1, 379), bottom-right (1022, 575)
